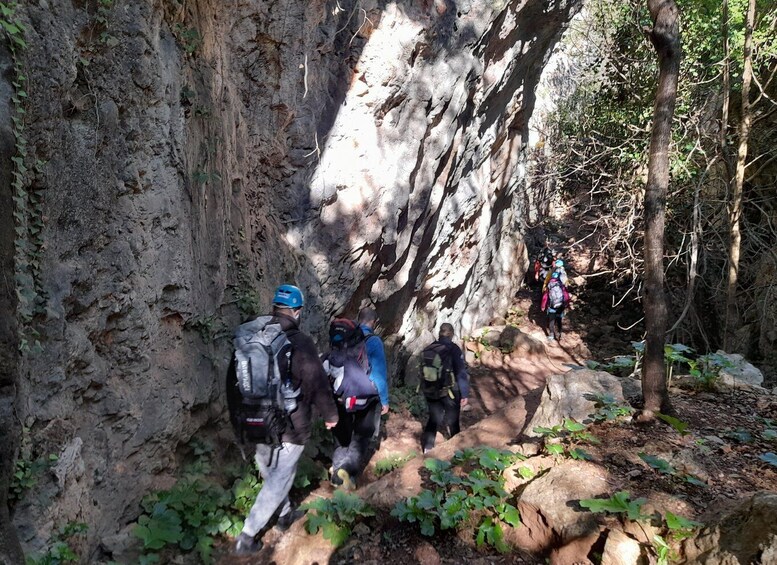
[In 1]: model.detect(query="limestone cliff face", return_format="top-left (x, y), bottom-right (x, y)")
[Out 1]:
top-left (5, 0), bottom-right (579, 557)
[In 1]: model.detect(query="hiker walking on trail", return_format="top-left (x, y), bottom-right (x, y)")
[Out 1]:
top-left (535, 245), bottom-right (554, 285)
top-left (358, 307), bottom-right (390, 446)
top-left (543, 258), bottom-right (568, 291)
top-left (324, 312), bottom-right (387, 490)
top-left (227, 284), bottom-right (338, 555)
top-left (419, 323), bottom-right (470, 453)
top-left (541, 269), bottom-right (571, 342)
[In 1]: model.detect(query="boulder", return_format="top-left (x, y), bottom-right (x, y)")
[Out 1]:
top-left (601, 529), bottom-right (648, 565)
top-left (682, 491), bottom-right (777, 564)
top-left (524, 370), bottom-right (630, 436)
top-left (715, 351), bottom-right (764, 387)
top-left (549, 532), bottom-right (600, 565)
top-left (499, 325), bottom-right (546, 356)
top-left (511, 460), bottom-right (611, 553)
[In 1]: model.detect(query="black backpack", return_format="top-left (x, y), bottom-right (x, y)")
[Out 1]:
top-left (419, 341), bottom-right (455, 399)
top-left (230, 316), bottom-right (298, 445)
top-left (324, 319), bottom-right (377, 412)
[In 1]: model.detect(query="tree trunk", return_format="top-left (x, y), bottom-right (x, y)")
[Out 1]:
top-left (724, 0), bottom-right (756, 351)
top-left (640, 0), bottom-right (681, 417)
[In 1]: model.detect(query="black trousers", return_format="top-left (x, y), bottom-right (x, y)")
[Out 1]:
top-left (547, 306), bottom-right (564, 339)
top-left (422, 390), bottom-right (461, 451)
top-left (331, 399), bottom-right (379, 477)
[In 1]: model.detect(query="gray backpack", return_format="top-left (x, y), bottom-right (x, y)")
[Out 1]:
top-left (232, 316), bottom-right (295, 444)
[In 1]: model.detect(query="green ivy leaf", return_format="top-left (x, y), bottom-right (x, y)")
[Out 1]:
top-left (657, 413), bottom-right (690, 436)
top-left (639, 453), bottom-right (676, 475)
top-left (683, 474), bottom-right (707, 487)
top-left (419, 517), bottom-right (436, 536)
top-left (563, 418), bottom-right (586, 432)
top-left (759, 452), bottom-right (777, 467)
top-left (569, 448), bottom-right (592, 461)
top-left (665, 511), bottom-right (702, 531)
top-left (546, 443), bottom-right (565, 456)
top-left (517, 466), bottom-right (536, 479)
top-left (321, 522), bottom-right (350, 547)
top-left (500, 504), bottom-right (521, 527)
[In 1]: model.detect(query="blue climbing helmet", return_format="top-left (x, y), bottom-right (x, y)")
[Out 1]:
top-left (273, 284), bottom-right (304, 308)
top-left (554, 259), bottom-right (564, 269)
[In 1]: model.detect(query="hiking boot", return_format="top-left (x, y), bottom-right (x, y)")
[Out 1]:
top-left (547, 336), bottom-right (555, 342)
top-left (234, 532), bottom-right (262, 555)
top-left (276, 506), bottom-right (305, 531)
top-left (332, 468), bottom-right (355, 490)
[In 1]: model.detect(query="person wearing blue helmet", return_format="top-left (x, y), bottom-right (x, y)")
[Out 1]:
top-left (273, 284), bottom-right (305, 309)
top-left (231, 284), bottom-right (338, 555)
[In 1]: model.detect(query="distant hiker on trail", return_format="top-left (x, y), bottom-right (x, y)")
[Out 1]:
top-left (227, 284), bottom-right (338, 555)
top-left (323, 314), bottom-right (386, 490)
top-left (535, 245), bottom-right (554, 285)
top-left (358, 307), bottom-right (390, 446)
top-left (541, 269), bottom-right (571, 343)
top-left (419, 323), bottom-right (470, 453)
top-left (543, 257), bottom-right (569, 292)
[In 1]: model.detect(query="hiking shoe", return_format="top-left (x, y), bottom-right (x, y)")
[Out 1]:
top-left (234, 532), bottom-right (262, 555)
top-left (276, 506), bottom-right (305, 531)
top-left (547, 336), bottom-right (555, 342)
top-left (333, 468), bottom-right (355, 491)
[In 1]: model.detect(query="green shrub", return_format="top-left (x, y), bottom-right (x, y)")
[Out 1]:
top-left (302, 491), bottom-right (375, 547)
top-left (132, 442), bottom-right (263, 563)
top-left (583, 392), bottom-right (633, 422)
top-left (392, 447), bottom-right (522, 552)
top-left (25, 522), bottom-right (87, 565)
top-left (391, 384), bottom-right (427, 419)
top-left (533, 418), bottom-right (599, 460)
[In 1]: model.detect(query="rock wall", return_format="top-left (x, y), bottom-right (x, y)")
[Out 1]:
top-left (6, 0), bottom-right (580, 559)
top-left (1, 35), bottom-right (26, 565)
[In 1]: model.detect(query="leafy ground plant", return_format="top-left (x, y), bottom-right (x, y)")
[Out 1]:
top-left (579, 491), bottom-right (649, 521)
top-left (760, 418), bottom-right (777, 441)
top-left (302, 490), bottom-right (375, 547)
top-left (374, 451), bottom-right (417, 477)
top-left (687, 352), bottom-right (735, 391)
top-left (392, 446), bottom-right (522, 552)
top-left (652, 511), bottom-right (703, 565)
top-left (582, 491), bottom-right (702, 564)
top-left (391, 383), bottom-right (427, 419)
top-left (133, 478), bottom-right (232, 563)
top-left (533, 418), bottom-right (598, 460)
top-left (10, 453), bottom-right (58, 506)
top-left (638, 453), bottom-right (707, 487)
top-left (26, 522), bottom-right (88, 565)
top-left (133, 444), bottom-right (262, 564)
top-left (583, 392), bottom-right (633, 422)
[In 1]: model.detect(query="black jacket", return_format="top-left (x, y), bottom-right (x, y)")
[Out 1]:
top-left (227, 313), bottom-right (338, 445)
top-left (433, 337), bottom-right (470, 399)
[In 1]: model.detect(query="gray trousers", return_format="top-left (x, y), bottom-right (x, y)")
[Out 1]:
top-left (242, 442), bottom-right (305, 537)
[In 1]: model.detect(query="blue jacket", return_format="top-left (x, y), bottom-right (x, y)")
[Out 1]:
top-left (438, 337), bottom-right (469, 399)
top-left (361, 324), bottom-right (389, 406)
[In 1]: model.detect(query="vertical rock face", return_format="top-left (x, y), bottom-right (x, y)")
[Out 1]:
top-left (8, 0), bottom-right (579, 556)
